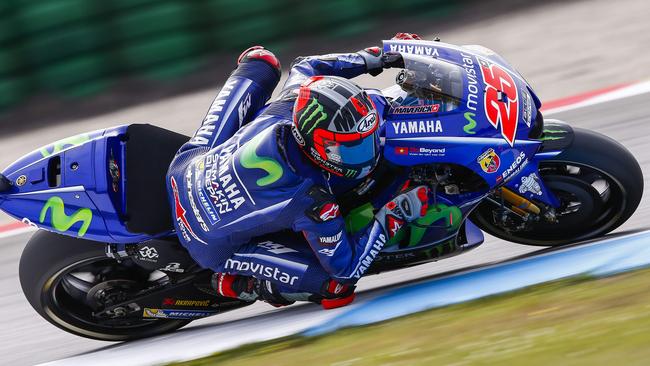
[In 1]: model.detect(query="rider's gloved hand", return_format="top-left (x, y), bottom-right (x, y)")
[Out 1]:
top-left (382, 52), bottom-right (404, 69)
top-left (237, 45), bottom-right (281, 77)
top-left (375, 185), bottom-right (429, 240)
top-left (392, 32), bottom-right (422, 40)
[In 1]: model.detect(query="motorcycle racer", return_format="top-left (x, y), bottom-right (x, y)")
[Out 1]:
top-left (166, 42), bottom-right (428, 309)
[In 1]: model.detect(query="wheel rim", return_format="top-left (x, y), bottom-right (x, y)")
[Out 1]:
top-left (42, 256), bottom-right (184, 339)
top-left (475, 161), bottom-right (627, 245)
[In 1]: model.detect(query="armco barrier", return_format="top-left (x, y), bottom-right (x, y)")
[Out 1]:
top-left (0, 0), bottom-right (457, 112)
top-left (304, 230), bottom-right (650, 337)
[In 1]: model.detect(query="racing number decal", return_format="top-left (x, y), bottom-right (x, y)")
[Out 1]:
top-left (479, 59), bottom-right (519, 146)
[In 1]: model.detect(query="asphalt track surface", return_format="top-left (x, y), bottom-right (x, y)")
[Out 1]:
top-left (0, 89), bottom-right (644, 366)
top-left (2, 0), bottom-right (650, 363)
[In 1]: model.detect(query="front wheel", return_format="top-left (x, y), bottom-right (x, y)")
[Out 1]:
top-left (19, 231), bottom-right (191, 341)
top-left (471, 127), bottom-right (643, 246)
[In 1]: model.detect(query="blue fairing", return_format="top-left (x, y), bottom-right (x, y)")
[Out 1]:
top-left (0, 125), bottom-right (161, 243)
top-left (381, 39), bottom-right (560, 209)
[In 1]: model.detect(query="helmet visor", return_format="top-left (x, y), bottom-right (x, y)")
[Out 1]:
top-left (324, 134), bottom-right (378, 165)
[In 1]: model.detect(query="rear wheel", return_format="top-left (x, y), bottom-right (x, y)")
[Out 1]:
top-left (19, 231), bottom-right (191, 341)
top-left (471, 128), bottom-right (643, 246)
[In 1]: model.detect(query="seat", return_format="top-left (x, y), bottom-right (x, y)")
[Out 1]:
top-left (124, 124), bottom-right (189, 235)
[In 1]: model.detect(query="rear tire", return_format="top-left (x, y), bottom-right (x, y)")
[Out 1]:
top-left (471, 127), bottom-right (643, 246)
top-left (19, 231), bottom-right (191, 341)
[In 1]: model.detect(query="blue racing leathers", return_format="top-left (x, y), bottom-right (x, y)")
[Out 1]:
top-left (166, 50), bottom-right (391, 295)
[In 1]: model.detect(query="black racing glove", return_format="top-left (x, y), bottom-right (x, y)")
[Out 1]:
top-left (381, 51), bottom-right (405, 69)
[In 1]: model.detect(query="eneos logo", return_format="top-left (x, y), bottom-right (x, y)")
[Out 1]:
top-left (478, 59), bottom-right (519, 146)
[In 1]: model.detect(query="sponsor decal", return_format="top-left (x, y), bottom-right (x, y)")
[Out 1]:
top-left (501, 151), bottom-right (528, 181)
top-left (478, 58), bottom-right (520, 146)
top-left (318, 231), bottom-right (343, 245)
top-left (162, 298), bottom-right (212, 307)
top-left (389, 43), bottom-right (440, 57)
top-left (395, 147), bottom-right (409, 155)
top-left (318, 242), bottom-right (342, 257)
top-left (391, 104), bottom-right (440, 115)
top-left (40, 133), bottom-right (91, 158)
top-left (185, 168), bottom-right (209, 232)
top-left (319, 203), bottom-right (340, 221)
top-left (239, 131), bottom-right (284, 187)
top-left (138, 246), bottom-right (159, 262)
top-left (160, 262), bottom-right (185, 273)
top-left (356, 112), bottom-right (378, 133)
top-left (15, 175), bottom-right (27, 186)
top-left (257, 240), bottom-right (298, 254)
top-left (463, 112), bottom-right (477, 135)
top-left (142, 308), bottom-right (217, 319)
top-left (193, 158), bottom-right (220, 225)
top-left (201, 144), bottom-right (247, 216)
top-left (477, 148), bottom-right (501, 174)
top-left (387, 215), bottom-right (404, 239)
top-left (224, 257), bottom-right (301, 285)
top-left (191, 79), bottom-right (240, 145)
top-left (299, 99), bottom-right (328, 134)
top-left (405, 147), bottom-right (446, 157)
top-left (522, 89), bottom-right (533, 127)
top-left (170, 176), bottom-right (206, 244)
top-left (238, 93), bottom-right (252, 125)
top-left (460, 52), bottom-right (480, 115)
top-left (39, 196), bottom-right (92, 237)
top-left (518, 172), bottom-right (543, 196)
top-left (353, 233), bottom-right (386, 279)
top-left (390, 120), bottom-right (443, 135)
top-left (291, 125), bottom-right (305, 146)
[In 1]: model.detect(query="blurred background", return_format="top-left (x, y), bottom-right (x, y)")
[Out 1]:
top-left (1, 0), bottom-right (650, 364)
top-left (1, 0), bottom-right (648, 135)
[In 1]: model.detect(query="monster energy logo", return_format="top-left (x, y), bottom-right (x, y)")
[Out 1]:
top-left (240, 130), bottom-right (284, 187)
top-left (40, 133), bottom-right (91, 157)
top-left (344, 170), bottom-right (356, 178)
top-left (39, 196), bottom-right (93, 237)
top-left (299, 99), bottom-right (328, 134)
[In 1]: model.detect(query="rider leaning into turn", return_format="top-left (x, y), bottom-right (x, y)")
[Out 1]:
top-left (166, 33), bottom-right (429, 309)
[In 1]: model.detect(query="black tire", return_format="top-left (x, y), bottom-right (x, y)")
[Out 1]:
top-left (19, 230), bottom-right (191, 341)
top-left (471, 127), bottom-right (643, 246)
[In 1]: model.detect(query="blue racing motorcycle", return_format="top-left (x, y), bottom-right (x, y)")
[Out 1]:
top-left (0, 39), bottom-right (642, 340)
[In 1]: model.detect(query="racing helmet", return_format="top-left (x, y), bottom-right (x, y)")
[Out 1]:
top-left (291, 76), bottom-right (380, 179)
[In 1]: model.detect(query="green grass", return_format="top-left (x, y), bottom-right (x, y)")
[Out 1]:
top-left (172, 268), bottom-right (650, 366)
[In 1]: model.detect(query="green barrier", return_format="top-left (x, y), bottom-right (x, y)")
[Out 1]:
top-left (22, 24), bottom-right (110, 67)
top-left (13, 0), bottom-right (102, 35)
top-left (113, 2), bottom-right (194, 40)
top-left (142, 57), bottom-right (205, 80)
top-left (36, 54), bottom-right (110, 92)
top-left (0, 0), bottom-right (461, 112)
top-left (212, 15), bottom-right (286, 50)
top-left (0, 77), bottom-right (30, 109)
top-left (120, 32), bottom-right (201, 71)
top-left (0, 48), bottom-right (21, 76)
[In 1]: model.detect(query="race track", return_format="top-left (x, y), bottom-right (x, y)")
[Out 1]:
top-left (0, 91), bottom-right (646, 365)
top-left (1, 0), bottom-right (649, 363)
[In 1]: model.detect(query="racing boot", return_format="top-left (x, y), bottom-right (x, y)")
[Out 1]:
top-left (212, 273), bottom-right (295, 307)
top-left (312, 279), bottom-right (356, 310)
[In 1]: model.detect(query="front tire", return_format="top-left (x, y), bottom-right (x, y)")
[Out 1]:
top-left (19, 231), bottom-right (191, 341)
top-left (471, 127), bottom-right (643, 246)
